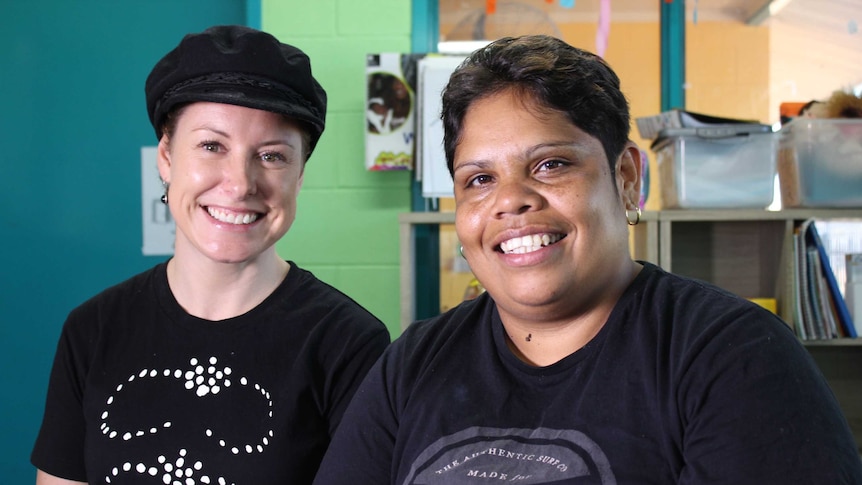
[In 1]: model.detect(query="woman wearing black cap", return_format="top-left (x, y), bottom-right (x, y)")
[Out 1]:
top-left (31, 25), bottom-right (389, 485)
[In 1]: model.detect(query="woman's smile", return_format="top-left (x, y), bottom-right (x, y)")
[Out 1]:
top-left (205, 206), bottom-right (262, 226)
top-left (498, 233), bottom-right (566, 254)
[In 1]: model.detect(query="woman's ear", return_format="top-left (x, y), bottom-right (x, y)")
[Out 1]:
top-left (616, 142), bottom-right (643, 208)
top-left (156, 135), bottom-right (171, 185)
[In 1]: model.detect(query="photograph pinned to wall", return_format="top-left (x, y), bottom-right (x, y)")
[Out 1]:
top-left (365, 53), bottom-right (424, 171)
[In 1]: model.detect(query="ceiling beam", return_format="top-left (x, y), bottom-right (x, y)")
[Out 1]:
top-left (747, 0), bottom-right (794, 25)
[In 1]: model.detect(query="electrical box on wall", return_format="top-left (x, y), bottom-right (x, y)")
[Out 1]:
top-left (141, 146), bottom-right (175, 255)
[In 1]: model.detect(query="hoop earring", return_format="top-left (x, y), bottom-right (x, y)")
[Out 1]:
top-left (626, 206), bottom-right (641, 226)
top-left (459, 245), bottom-right (465, 259)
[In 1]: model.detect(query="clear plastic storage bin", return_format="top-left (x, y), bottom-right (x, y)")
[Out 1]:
top-left (652, 126), bottom-right (778, 209)
top-left (778, 119), bottom-right (862, 208)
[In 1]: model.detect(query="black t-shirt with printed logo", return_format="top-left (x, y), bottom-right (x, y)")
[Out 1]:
top-left (31, 261), bottom-right (389, 484)
top-left (313, 262), bottom-right (862, 485)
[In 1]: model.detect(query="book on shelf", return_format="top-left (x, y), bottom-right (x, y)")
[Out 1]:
top-left (848, 254), bottom-right (862, 330)
top-left (791, 219), bottom-right (858, 340)
top-left (792, 232), bottom-right (808, 339)
top-left (809, 221), bottom-right (857, 338)
top-left (810, 246), bottom-right (842, 338)
top-left (794, 220), bottom-right (817, 339)
top-left (806, 246), bottom-right (828, 339)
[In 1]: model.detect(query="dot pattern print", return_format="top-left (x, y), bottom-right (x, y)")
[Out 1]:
top-left (100, 357), bottom-right (274, 484)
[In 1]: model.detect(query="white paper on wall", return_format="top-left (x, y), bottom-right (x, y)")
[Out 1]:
top-left (141, 146), bottom-right (175, 255)
top-left (418, 55), bottom-right (465, 199)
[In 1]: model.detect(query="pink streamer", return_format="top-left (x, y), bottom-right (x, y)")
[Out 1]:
top-left (595, 0), bottom-right (611, 57)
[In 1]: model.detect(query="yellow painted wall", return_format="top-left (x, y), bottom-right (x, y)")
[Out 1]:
top-left (557, 21), bottom-right (661, 155)
top-left (686, 22), bottom-right (771, 124)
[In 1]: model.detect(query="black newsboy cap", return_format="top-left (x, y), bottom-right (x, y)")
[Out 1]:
top-left (145, 25), bottom-right (327, 155)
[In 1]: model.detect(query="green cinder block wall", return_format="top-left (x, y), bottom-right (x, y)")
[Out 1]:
top-left (264, 0), bottom-right (414, 336)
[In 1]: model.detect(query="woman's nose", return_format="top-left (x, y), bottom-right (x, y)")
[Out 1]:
top-left (224, 157), bottom-right (258, 198)
top-left (494, 178), bottom-right (543, 217)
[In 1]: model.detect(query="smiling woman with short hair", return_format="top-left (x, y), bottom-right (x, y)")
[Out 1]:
top-left (312, 35), bottom-right (862, 485)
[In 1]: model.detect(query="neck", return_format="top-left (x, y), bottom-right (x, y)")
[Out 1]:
top-left (500, 260), bottom-right (642, 367)
top-left (166, 251), bottom-right (290, 321)
top-left (502, 315), bottom-right (605, 367)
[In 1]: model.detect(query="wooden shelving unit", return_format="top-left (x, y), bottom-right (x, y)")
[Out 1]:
top-left (399, 211), bottom-right (455, 330)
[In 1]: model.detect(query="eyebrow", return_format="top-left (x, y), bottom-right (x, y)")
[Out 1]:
top-left (192, 126), bottom-right (297, 149)
top-left (452, 159), bottom-right (490, 173)
top-left (453, 140), bottom-right (581, 173)
top-left (192, 126), bottom-right (230, 138)
top-left (525, 140), bottom-right (584, 156)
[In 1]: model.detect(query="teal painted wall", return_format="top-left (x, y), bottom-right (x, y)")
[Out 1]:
top-left (264, 0), bottom-right (414, 336)
top-left (2, 1), bottom-right (418, 480)
top-left (0, 2), bottom-right (246, 481)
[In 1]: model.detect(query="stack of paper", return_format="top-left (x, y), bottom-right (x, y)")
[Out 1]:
top-left (635, 109), bottom-right (766, 141)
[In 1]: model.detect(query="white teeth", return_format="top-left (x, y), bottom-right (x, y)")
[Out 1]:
top-left (207, 207), bottom-right (259, 225)
top-left (500, 233), bottom-right (562, 254)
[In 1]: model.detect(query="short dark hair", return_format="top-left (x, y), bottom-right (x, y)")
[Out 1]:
top-left (441, 35), bottom-right (631, 176)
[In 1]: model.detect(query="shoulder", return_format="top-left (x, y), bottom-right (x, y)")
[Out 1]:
top-left (287, 264), bottom-right (370, 307)
top-left (283, 262), bottom-right (388, 335)
top-left (383, 294), bottom-right (493, 373)
top-left (73, 263), bottom-right (162, 305)
top-left (622, 262), bottom-right (802, 368)
top-left (65, 264), bottom-right (163, 326)
top-left (614, 263), bottom-right (802, 370)
top-left (634, 262), bottom-right (787, 332)
top-left (50, 264), bottom-right (165, 367)
top-left (636, 262), bottom-right (742, 304)
top-left (627, 267), bottom-right (861, 481)
top-left (402, 293), bottom-right (491, 342)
